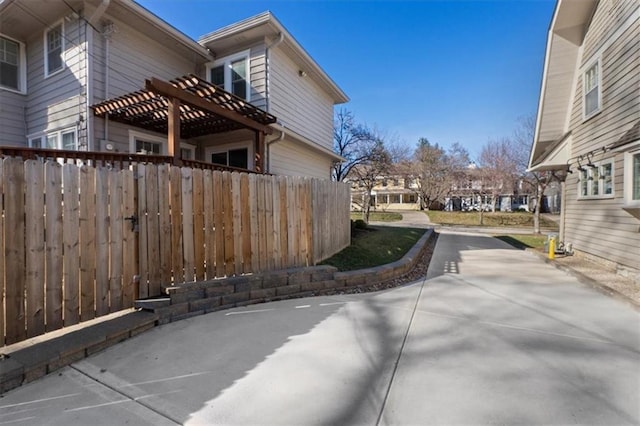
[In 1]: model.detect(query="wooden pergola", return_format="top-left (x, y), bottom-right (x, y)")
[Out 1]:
top-left (91, 74), bottom-right (277, 172)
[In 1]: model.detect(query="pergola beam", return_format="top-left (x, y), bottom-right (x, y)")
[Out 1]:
top-left (145, 77), bottom-right (273, 135)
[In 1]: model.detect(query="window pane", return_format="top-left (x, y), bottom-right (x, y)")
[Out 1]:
top-left (211, 152), bottom-right (228, 166)
top-left (181, 148), bottom-right (192, 160)
top-left (633, 153), bottom-right (640, 201)
top-left (47, 134), bottom-right (58, 149)
top-left (580, 170), bottom-right (588, 196)
top-left (584, 63), bottom-right (599, 116)
top-left (591, 167), bottom-right (599, 196)
top-left (231, 58), bottom-right (247, 99)
top-left (0, 36), bottom-right (20, 90)
top-left (210, 65), bottom-right (224, 88)
top-left (136, 140), bottom-right (161, 154)
top-left (46, 25), bottom-right (63, 74)
top-left (30, 137), bottom-right (42, 148)
top-left (585, 89), bottom-right (599, 116)
top-left (62, 131), bottom-right (76, 150)
top-left (601, 163), bottom-right (612, 195)
top-left (228, 148), bottom-right (248, 169)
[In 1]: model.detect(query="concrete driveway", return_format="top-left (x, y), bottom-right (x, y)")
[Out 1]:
top-left (2, 231), bottom-right (639, 425)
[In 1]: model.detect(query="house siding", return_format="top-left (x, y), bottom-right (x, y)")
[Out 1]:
top-left (563, 0), bottom-right (640, 271)
top-left (91, 13), bottom-right (200, 152)
top-left (0, 91), bottom-right (26, 145)
top-left (25, 16), bottom-right (87, 146)
top-left (269, 46), bottom-right (334, 150)
top-left (269, 139), bottom-right (332, 180)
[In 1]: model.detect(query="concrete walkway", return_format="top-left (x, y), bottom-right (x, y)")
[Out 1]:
top-left (1, 230), bottom-right (638, 425)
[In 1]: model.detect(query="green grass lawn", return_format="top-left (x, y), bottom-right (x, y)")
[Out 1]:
top-left (350, 211), bottom-right (403, 222)
top-left (321, 225), bottom-right (425, 271)
top-left (494, 234), bottom-right (547, 250)
top-left (426, 211), bottom-right (559, 230)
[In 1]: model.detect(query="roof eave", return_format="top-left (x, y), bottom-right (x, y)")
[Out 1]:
top-left (199, 11), bottom-right (349, 105)
top-left (116, 0), bottom-right (211, 61)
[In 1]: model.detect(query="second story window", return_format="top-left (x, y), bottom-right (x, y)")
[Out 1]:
top-left (583, 60), bottom-right (600, 118)
top-left (207, 50), bottom-right (250, 101)
top-left (45, 22), bottom-right (64, 77)
top-left (0, 34), bottom-right (25, 92)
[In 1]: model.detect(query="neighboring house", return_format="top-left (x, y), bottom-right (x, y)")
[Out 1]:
top-left (529, 0), bottom-right (639, 279)
top-left (0, 0), bottom-right (347, 179)
top-left (350, 175), bottom-right (420, 211)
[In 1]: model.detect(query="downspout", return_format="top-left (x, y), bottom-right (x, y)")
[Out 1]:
top-left (264, 32), bottom-right (284, 113)
top-left (266, 128), bottom-right (285, 173)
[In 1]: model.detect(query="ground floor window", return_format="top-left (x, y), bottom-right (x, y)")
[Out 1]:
top-left (389, 194), bottom-right (401, 204)
top-left (129, 130), bottom-right (195, 158)
top-left (211, 148), bottom-right (248, 169)
top-left (29, 127), bottom-right (77, 150)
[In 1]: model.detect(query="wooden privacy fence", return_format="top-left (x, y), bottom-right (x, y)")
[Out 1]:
top-left (0, 156), bottom-right (350, 346)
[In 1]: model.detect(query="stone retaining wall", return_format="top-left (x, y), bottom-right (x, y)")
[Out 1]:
top-left (149, 229), bottom-right (435, 324)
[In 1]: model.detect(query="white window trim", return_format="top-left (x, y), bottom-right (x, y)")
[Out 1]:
top-left (205, 141), bottom-right (254, 169)
top-left (128, 130), bottom-right (195, 157)
top-left (205, 49), bottom-right (251, 101)
top-left (577, 158), bottom-right (614, 200)
top-left (44, 20), bottom-right (65, 78)
top-left (582, 57), bottom-right (602, 121)
top-left (0, 32), bottom-right (27, 94)
top-left (624, 142), bottom-right (640, 208)
top-left (28, 127), bottom-right (78, 150)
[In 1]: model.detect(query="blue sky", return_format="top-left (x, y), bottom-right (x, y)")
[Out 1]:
top-left (137, 0), bottom-right (556, 159)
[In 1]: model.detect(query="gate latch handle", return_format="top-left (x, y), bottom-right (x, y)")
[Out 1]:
top-left (125, 215), bottom-right (138, 232)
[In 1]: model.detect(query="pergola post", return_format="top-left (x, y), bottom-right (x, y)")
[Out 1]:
top-left (255, 131), bottom-right (265, 173)
top-left (168, 97), bottom-right (181, 166)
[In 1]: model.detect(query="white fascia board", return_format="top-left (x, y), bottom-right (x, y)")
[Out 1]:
top-left (116, 0), bottom-right (211, 60)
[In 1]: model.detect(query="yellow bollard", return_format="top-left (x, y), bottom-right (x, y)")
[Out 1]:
top-left (548, 237), bottom-right (556, 260)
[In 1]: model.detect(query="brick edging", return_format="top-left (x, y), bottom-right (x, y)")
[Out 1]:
top-left (0, 311), bottom-right (158, 394)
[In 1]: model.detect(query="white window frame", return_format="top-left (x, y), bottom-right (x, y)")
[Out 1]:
top-left (44, 20), bottom-right (65, 78)
top-left (205, 49), bottom-right (251, 101)
top-left (28, 127), bottom-right (78, 150)
top-left (205, 141), bottom-right (253, 170)
top-left (624, 143), bottom-right (640, 208)
top-left (0, 33), bottom-right (27, 93)
top-left (582, 57), bottom-right (602, 121)
top-left (128, 130), bottom-right (195, 158)
top-left (578, 159), bottom-right (614, 199)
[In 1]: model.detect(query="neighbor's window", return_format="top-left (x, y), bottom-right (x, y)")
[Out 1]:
top-left (625, 150), bottom-right (640, 205)
top-left (136, 139), bottom-right (162, 155)
top-left (584, 60), bottom-right (600, 118)
top-left (0, 34), bottom-right (24, 92)
top-left (45, 22), bottom-right (64, 77)
top-left (579, 160), bottom-right (614, 198)
top-left (207, 50), bottom-right (250, 100)
top-left (633, 153), bottom-right (640, 201)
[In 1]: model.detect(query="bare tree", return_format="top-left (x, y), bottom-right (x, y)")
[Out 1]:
top-left (513, 115), bottom-right (559, 234)
top-left (350, 131), bottom-right (391, 223)
top-left (478, 138), bottom-right (519, 223)
top-left (332, 109), bottom-right (382, 182)
top-left (410, 138), bottom-right (450, 210)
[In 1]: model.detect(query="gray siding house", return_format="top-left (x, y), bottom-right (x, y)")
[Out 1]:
top-left (529, 0), bottom-right (639, 279)
top-left (0, 0), bottom-right (347, 179)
